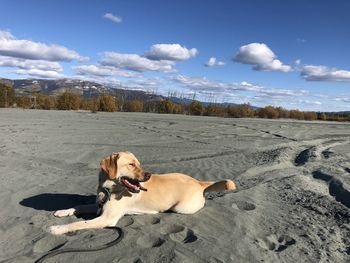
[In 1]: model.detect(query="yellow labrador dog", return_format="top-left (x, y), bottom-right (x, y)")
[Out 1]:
top-left (50, 152), bottom-right (236, 235)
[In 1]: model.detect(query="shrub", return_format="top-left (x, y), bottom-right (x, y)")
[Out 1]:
top-left (17, 96), bottom-right (31, 109)
top-left (289, 110), bottom-right (304, 120)
top-left (189, 100), bottom-right (203, 115)
top-left (204, 104), bottom-right (225, 117)
top-left (318, 112), bottom-right (327, 121)
top-left (171, 103), bottom-right (184, 114)
top-left (276, 107), bottom-right (289, 118)
top-left (156, 100), bottom-right (174, 113)
top-left (125, 100), bottom-right (144, 112)
top-left (57, 91), bottom-right (81, 110)
top-left (36, 94), bottom-right (56, 110)
top-left (80, 98), bottom-right (99, 112)
top-left (0, 84), bottom-right (16, 107)
top-left (227, 106), bottom-right (239, 118)
top-left (227, 103), bottom-right (255, 118)
top-left (98, 95), bottom-right (117, 112)
top-left (257, 106), bottom-right (279, 119)
top-left (143, 101), bottom-right (157, 113)
top-left (304, 111), bottom-right (317, 121)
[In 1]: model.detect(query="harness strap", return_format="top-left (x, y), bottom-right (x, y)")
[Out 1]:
top-left (96, 187), bottom-right (112, 215)
top-left (100, 187), bottom-right (112, 203)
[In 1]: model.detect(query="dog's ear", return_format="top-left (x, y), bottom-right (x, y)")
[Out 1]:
top-left (100, 153), bottom-right (119, 179)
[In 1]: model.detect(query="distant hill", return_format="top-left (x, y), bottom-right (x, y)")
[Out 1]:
top-left (327, 111), bottom-right (350, 115)
top-left (1, 77), bottom-right (256, 108)
top-left (0, 77), bottom-right (164, 102)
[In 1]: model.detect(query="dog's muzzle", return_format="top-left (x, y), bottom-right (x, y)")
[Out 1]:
top-left (119, 173), bottom-right (151, 193)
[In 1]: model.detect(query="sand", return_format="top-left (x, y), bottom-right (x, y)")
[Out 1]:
top-left (0, 108), bottom-right (349, 263)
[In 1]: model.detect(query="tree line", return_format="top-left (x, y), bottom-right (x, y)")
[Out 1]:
top-left (1, 83), bottom-right (349, 122)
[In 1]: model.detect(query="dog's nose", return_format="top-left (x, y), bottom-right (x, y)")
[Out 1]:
top-left (144, 172), bottom-right (152, 181)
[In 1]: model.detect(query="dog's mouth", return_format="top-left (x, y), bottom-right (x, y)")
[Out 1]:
top-left (120, 177), bottom-right (148, 193)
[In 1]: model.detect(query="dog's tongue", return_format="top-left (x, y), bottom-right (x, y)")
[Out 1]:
top-left (140, 185), bottom-right (147, 191)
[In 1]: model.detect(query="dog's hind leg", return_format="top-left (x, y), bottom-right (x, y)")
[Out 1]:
top-left (200, 179), bottom-right (236, 192)
top-left (171, 194), bottom-right (205, 214)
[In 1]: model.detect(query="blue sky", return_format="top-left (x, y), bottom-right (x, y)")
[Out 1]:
top-left (0, 0), bottom-right (350, 111)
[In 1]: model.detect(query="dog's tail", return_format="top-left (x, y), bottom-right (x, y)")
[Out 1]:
top-left (199, 179), bottom-right (236, 193)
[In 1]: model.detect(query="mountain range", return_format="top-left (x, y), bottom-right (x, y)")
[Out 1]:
top-left (3, 78), bottom-right (348, 114)
top-left (0, 77), bottom-right (240, 107)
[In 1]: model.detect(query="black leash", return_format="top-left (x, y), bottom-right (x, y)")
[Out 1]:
top-left (34, 226), bottom-right (123, 263)
top-left (35, 188), bottom-right (122, 263)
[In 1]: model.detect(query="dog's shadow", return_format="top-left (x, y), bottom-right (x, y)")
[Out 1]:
top-left (19, 193), bottom-right (98, 220)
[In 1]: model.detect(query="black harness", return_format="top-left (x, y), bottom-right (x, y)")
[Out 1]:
top-left (96, 187), bottom-right (112, 215)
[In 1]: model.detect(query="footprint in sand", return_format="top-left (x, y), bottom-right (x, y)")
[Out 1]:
top-left (321, 148), bottom-right (334, 159)
top-left (257, 234), bottom-right (295, 252)
top-left (136, 235), bottom-right (165, 248)
top-left (295, 147), bottom-right (317, 166)
top-left (232, 201), bottom-right (256, 211)
top-left (118, 216), bottom-right (135, 227)
top-left (112, 257), bottom-right (143, 263)
top-left (135, 215), bottom-right (160, 226)
top-left (32, 235), bottom-right (67, 253)
top-left (205, 192), bottom-right (226, 200)
top-left (160, 224), bottom-right (198, 244)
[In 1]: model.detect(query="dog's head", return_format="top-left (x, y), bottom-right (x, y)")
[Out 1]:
top-left (99, 151), bottom-right (151, 193)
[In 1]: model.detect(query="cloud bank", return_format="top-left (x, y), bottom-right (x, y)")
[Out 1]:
top-left (301, 65), bottom-right (350, 82)
top-left (100, 52), bottom-right (175, 72)
top-left (74, 64), bottom-right (139, 78)
top-left (172, 75), bottom-right (306, 99)
top-left (0, 56), bottom-right (62, 71)
top-left (14, 69), bottom-right (64, 78)
top-left (0, 30), bottom-right (82, 62)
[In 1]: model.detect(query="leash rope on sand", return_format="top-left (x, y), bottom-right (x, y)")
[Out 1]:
top-left (34, 226), bottom-right (123, 263)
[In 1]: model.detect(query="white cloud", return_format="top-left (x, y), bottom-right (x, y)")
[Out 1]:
top-left (0, 56), bottom-right (62, 71)
top-left (172, 75), bottom-right (305, 98)
top-left (205, 57), bottom-right (225, 67)
top-left (0, 30), bottom-right (82, 62)
top-left (100, 52), bottom-right (174, 72)
top-left (0, 31), bottom-right (14, 40)
top-left (172, 75), bottom-right (231, 92)
top-left (14, 69), bottom-right (64, 78)
top-left (145, 44), bottom-right (198, 61)
top-left (103, 13), bottom-right (123, 23)
top-left (120, 77), bottom-right (163, 91)
top-left (234, 43), bottom-right (291, 72)
top-left (298, 99), bottom-right (322, 105)
top-left (335, 97), bottom-right (350, 103)
top-left (74, 64), bottom-right (140, 78)
top-left (301, 65), bottom-right (350, 82)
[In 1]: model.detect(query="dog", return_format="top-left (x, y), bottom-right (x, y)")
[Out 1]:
top-left (49, 151), bottom-right (236, 235)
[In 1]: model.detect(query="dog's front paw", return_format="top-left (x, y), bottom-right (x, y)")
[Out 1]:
top-left (49, 225), bottom-right (69, 235)
top-left (54, 208), bottom-right (76, 217)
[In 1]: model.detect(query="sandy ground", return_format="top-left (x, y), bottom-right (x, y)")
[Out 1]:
top-left (0, 108), bottom-right (349, 263)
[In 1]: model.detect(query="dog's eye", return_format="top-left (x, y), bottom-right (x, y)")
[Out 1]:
top-left (129, 163), bottom-right (136, 167)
